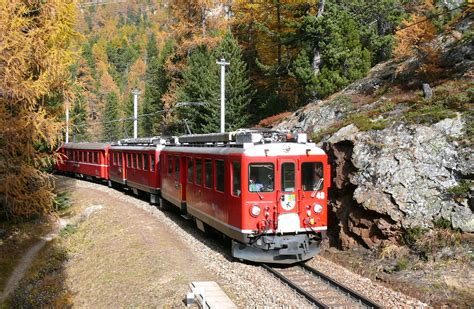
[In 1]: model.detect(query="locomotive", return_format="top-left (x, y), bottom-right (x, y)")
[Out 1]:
top-left (57, 130), bottom-right (330, 264)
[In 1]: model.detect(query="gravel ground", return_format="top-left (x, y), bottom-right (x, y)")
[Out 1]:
top-left (73, 178), bottom-right (424, 308)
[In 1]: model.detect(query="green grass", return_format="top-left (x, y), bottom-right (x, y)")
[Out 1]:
top-left (59, 224), bottom-right (78, 238)
top-left (395, 257), bottom-right (409, 271)
top-left (447, 180), bottom-right (471, 196)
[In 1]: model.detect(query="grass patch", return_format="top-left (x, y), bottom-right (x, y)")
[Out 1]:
top-left (59, 224), bottom-right (78, 238)
top-left (395, 257), bottom-right (409, 271)
top-left (5, 241), bottom-right (72, 308)
top-left (433, 217), bottom-right (452, 229)
top-left (405, 104), bottom-right (458, 125)
top-left (54, 192), bottom-right (72, 212)
top-left (447, 180), bottom-right (471, 196)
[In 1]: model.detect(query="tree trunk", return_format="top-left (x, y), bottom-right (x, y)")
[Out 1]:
top-left (317, 0), bottom-right (325, 17)
top-left (312, 0), bottom-right (325, 75)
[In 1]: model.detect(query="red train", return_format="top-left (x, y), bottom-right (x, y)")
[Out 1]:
top-left (57, 130), bottom-right (330, 264)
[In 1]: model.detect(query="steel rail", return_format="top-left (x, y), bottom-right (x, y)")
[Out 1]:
top-left (300, 264), bottom-right (382, 309)
top-left (263, 264), bottom-right (382, 309)
top-left (262, 264), bottom-right (329, 308)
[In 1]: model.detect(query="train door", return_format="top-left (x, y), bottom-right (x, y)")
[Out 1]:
top-left (276, 158), bottom-right (300, 233)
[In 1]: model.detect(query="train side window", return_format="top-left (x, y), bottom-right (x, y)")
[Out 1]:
top-left (205, 159), bottom-right (213, 189)
top-left (118, 153), bottom-right (122, 167)
top-left (144, 154), bottom-right (149, 171)
top-left (301, 162), bottom-right (324, 191)
top-left (89, 152), bottom-right (93, 163)
top-left (215, 160), bottom-right (225, 192)
top-left (187, 157), bottom-right (193, 183)
top-left (94, 152), bottom-right (99, 163)
top-left (232, 162), bottom-right (241, 197)
top-left (174, 157), bottom-right (180, 180)
top-left (168, 155), bottom-right (173, 175)
top-left (133, 154), bottom-right (137, 169)
top-left (195, 159), bottom-right (202, 185)
top-left (126, 153), bottom-right (130, 167)
top-left (150, 155), bottom-right (155, 172)
top-left (281, 162), bottom-right (295, 192)
top-left (138, 154), bottom-right (143, 170)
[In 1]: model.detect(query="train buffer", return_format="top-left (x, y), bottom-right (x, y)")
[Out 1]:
top-left (186, 281), bottom-right (237, 309)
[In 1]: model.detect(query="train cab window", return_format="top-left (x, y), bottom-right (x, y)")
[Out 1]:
top-left (187, 158), bottom-right (193, 183)
top-left (150, 155), bottom-right (155, 172)
top-left (195, 159), bottom-right (202, 185)
top-left (174, 157), bottom-right (180, 179)
top-left (168, 156), bottom-right (173, 175)
top-left (205, 159), bottom-right (213, 188)
top-left (144, 154), bottom-right (149, 171)
top-left (301, 162), bottom-right (324, 191)
top-left (215, 160), bottom-right (224, 192)
top-left (232, 162), bottom-right (241, 197)
top-left (137, 154), bottom-right (143, 170)
top-left (281, 162), bottom-right (295, 192)
top-left (248, 163), bottom-right (274, 192)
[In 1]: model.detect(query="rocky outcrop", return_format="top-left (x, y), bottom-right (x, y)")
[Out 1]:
top-left (320, 116), bottom-right (473, 248)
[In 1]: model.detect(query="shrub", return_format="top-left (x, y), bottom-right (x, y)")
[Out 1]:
top-left (395, 257), bottom-right (409, 271)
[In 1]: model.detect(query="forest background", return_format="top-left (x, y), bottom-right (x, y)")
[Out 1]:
top-left (0, 0), bottom-right (469, 216)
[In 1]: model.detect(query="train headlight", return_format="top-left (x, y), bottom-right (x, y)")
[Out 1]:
top-left (313, 203), bottom-right (323, 214)
top-left (250, 205), bottom-right (261, 217)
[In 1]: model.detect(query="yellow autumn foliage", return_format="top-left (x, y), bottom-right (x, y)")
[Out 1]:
top-left (0, 0), bottom-right (77, 217)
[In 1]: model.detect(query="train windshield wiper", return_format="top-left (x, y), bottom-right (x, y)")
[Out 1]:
top-left (310, 178), bottom-right (324, 198)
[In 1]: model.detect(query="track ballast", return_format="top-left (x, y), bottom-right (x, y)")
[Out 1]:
top-left (263, 263), bottom-right (381, 308)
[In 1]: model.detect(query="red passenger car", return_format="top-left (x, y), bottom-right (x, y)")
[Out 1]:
top-left (57, 143), bottom-right (111, 180)
top-left (109, 138), bottom-right (165, 203)
top-left (160, 130), bottom-right (330, 264)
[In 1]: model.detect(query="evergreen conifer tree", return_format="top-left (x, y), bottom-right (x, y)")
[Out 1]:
top-left (214, 33), bottom-right (253, 131)
top-left (291, 3), bottom-right (371, 98)
top-left (102, 92), bottom-right (120, 141)
top-left (141, 39), bottom-right (173, 136)
top-left (178, 46), bottom-right (219, 134)
top-left (71, 93), bottom-right (89, 142)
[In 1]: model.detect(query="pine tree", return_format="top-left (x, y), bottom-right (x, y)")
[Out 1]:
top-left (71, 92), bottom-right (89, 143)
top-left (102, 92), bottom-right (120, 141)
top-left (214, 33), bottom-right (253, 131)
top-left (292, 3), bottom-right (371, 98)
top-left (178, 46), bottom-right (219, 134)
top-left (141, 39), bottom-right (173, 136)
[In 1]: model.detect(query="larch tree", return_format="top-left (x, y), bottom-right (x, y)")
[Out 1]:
top-left (0, 0), bottom-right (77, 217)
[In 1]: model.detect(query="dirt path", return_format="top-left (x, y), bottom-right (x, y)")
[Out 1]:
top-left (0, 239), bottom-right (46, 303)
top-left (57, 177), bottom-right (217, 307)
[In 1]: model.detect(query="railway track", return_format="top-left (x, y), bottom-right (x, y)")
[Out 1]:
top-left (263, 263), bottom-right (381, 308)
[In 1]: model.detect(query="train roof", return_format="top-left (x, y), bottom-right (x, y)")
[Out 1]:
top-left (63, 142), bottom-right (111, 150)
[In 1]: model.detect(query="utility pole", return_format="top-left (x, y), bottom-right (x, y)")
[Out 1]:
top-left (216, 58), bottom-right (230, 133)
top-left (65, 103), bottom-right (69, 143)
top-left (132, 89), bottom-right (140, 139)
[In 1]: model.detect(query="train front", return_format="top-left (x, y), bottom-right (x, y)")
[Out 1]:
top-left (232, 133), bottom-right (330, 264)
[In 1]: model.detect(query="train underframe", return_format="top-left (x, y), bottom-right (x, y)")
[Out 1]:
top-left (231, 232), bottom-right (324, 264)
